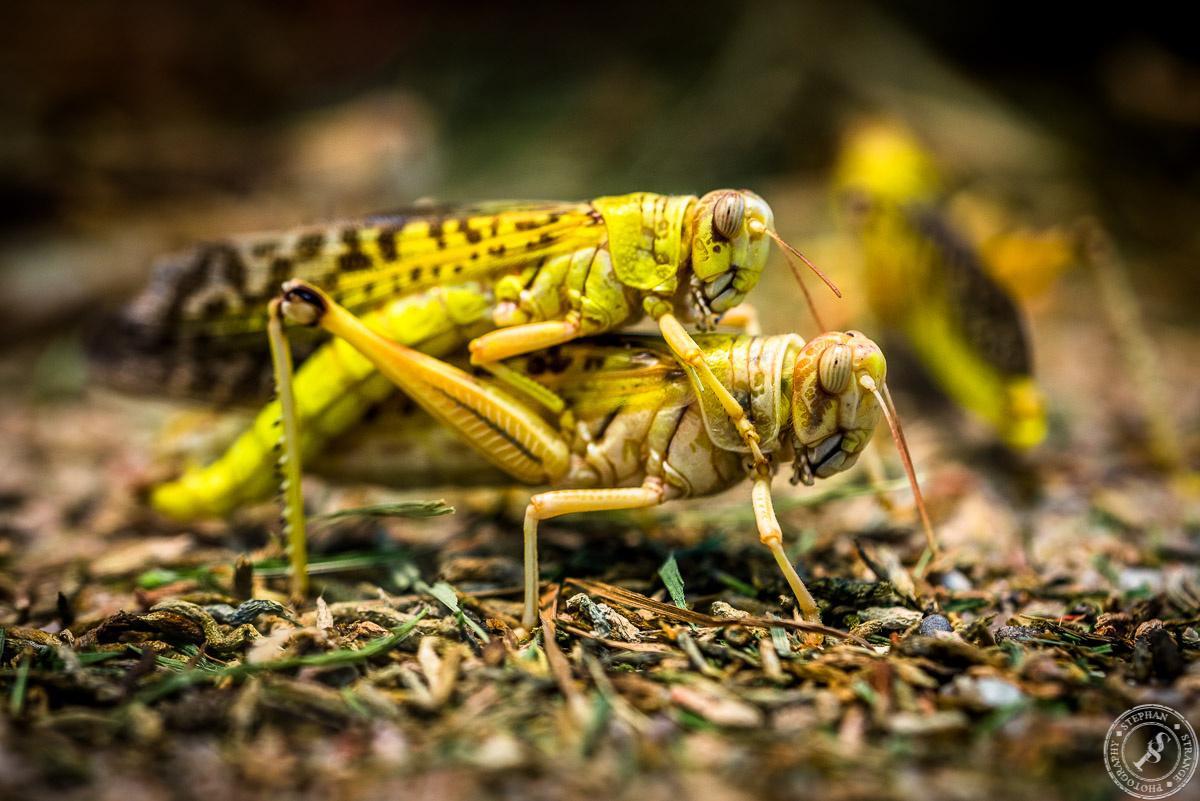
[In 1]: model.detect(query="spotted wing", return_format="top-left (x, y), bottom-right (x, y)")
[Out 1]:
top-left (91, 201), bottom-right (602, 403)
top-left (502, 335), bottom-right (694, 420)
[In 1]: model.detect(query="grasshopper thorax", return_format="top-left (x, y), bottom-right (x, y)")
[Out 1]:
top-left (787, 331), bottom-right (886, 485)
top-left (689, 190), bottom-right (773, 315)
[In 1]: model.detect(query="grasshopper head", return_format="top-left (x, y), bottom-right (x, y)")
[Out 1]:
top-left (788, 328), bottom-right (940, 555)
top-left (833, 121), bottom-right (941, 223)
top-left (787, 331), bottom-right (886, 486)
top-left (689, 190), bottom-right (773, 314)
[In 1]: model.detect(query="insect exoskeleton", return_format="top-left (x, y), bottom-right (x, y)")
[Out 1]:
top-left (267, 280), bottom-right (935, 627)
top-left (787, 331), bottom-right (885, 487)
top-left (685, 189), bottom-right (774, 316)
top-left (832, 121), bottom-right (1047, 450)
top-left (98, 188), bottom-right (836, 521)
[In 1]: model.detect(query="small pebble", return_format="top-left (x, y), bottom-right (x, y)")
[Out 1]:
top-left (953, 675), bottom-right (1026, 709)
top-left (918, 614), bottom-right (953, 636)
top-left (1119, 567), bottom-right (1164, 594)
top-left (1132, 620), bottom-right (1183, 683)
top-left (939, 570), bottom-right (972, 592)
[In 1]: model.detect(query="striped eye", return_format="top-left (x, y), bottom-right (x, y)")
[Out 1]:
top-left (818, 344), bottom-right (852, 394)
top-left (712, 192), bottom-right (745, 240)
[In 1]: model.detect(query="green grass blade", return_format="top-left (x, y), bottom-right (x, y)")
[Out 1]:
top-left (658, 553), bottom-right (688, 610)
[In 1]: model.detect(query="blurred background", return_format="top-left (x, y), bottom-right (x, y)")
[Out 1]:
top-left (2, 5), bottom-right (1196, 296)
top-left (1, 0), bottom-right (1197, 478)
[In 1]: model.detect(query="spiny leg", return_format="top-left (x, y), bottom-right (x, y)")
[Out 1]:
top-left (1080, 221), bottom-right (1185, 473)
top-left (751, 477), bottom-right (820, 622)
top-left (657, 312), bottom-right (769, 472)
top-left (267, 298), bottom-right (308, 600)
top-left (522, 481), bottom-right (666, 628)
top-left (152, 285), bottom-right (493, 519)
top-left (278, 281), bottom-right (569, 486)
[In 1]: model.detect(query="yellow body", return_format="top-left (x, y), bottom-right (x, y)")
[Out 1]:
top-left (835, 122), bottom-right (1047, 449)
top-left (275, 278), bottom-right (897, 623)
top-left (96, 190), bottom-right (780, 518)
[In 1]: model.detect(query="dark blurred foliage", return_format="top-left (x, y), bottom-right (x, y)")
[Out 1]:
top-left (887, 3), bottom-right (1200, 213)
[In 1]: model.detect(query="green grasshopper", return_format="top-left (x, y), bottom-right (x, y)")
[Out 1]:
top-left (269, 280), bottom-right (935, 627)
top-left (97, 192), bottom-right (838, 521)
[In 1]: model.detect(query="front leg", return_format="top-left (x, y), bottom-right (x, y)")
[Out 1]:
top-left (751, 476), bottom-right (820, 622)
top-left (467, 312), bottom-right (582, 364)
top-left (657, 312), bottom-right (770, 475)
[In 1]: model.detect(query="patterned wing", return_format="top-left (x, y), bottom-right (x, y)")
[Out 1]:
top-left (90, 201), bottom-right (602, 403)
top-left (502, 335), bottom-right (692, 419)
top-left (909, 208), bottom-right (1034, 378)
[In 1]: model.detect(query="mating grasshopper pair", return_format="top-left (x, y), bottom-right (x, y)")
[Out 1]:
top-left (102, 190), bottom-right (934, 628)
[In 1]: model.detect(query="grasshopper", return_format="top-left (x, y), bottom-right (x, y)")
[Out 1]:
top-left (833, 123), bottom-right (1048, 450)
top-left (98, 192), bottom-right (838, 519)
top-left (835, 123), bottom-right (1189, 474)
top-left (270, 280), bottom-right (935, 627)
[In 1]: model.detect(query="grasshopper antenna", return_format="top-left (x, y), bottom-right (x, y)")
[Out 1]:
top-left (753, 223), bottom-right (841, 332)
top-left (764, 228), bottom-right (842, 299)
top-left (859, 374), bottom-right (939, 557)
top-left (267, 297), bottom-right (309, 600)
top-left (791, 260), bottom-right (827, 333)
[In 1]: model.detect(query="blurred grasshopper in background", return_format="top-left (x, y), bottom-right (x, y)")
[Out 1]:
top-left (833, 122), bottom-right (1185, 473)
top-left (96, 191), bottom-right (839, 520)
top-left (833, 123), bottom-right (1048, 450)
top-left (268, 280), bottom-right (935, 627)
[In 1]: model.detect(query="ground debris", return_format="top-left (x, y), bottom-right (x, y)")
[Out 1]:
top-left (564, 593), bottom-right (641, 641)
top-left (4, 251), bottom-right (1199, 801)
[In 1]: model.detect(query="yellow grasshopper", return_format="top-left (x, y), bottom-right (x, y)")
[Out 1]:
top-left (270, 280), bottom-right (935, 627)
top-left (835, 122), bottom-right (1188, 474)
top-left (97, 192), bottom-right (837, 519)
top-left (833, 123), bottom-right (1048, 450)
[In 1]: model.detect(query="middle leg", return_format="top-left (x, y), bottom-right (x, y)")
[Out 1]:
top-left (521, 480), bottom-right (666, 628)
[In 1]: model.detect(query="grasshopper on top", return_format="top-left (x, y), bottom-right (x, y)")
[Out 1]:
top-left (97, 191), bottom-right (836, 519)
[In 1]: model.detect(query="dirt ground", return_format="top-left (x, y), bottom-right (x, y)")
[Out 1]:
top-left (2, 300), bottom-right (1199, 801)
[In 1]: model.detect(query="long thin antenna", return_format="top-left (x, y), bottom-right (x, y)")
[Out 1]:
top-left (764, 228), bottom-right (840, 333)
top-left (860, 374), bottom-right (938, 556)
top-left (765, 229), bottom-right (843, 297)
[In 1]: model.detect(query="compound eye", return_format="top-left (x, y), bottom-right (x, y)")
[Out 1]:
top-left (712, 192), bottom-right (745, 240)
top-left (818, 343), bottom-right (852, 394)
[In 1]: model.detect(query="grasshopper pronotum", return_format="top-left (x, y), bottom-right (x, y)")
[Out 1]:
top-left (270, 280), bottom-right (935, 627)
top-left (100, 192), bottom-right (838, 520)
